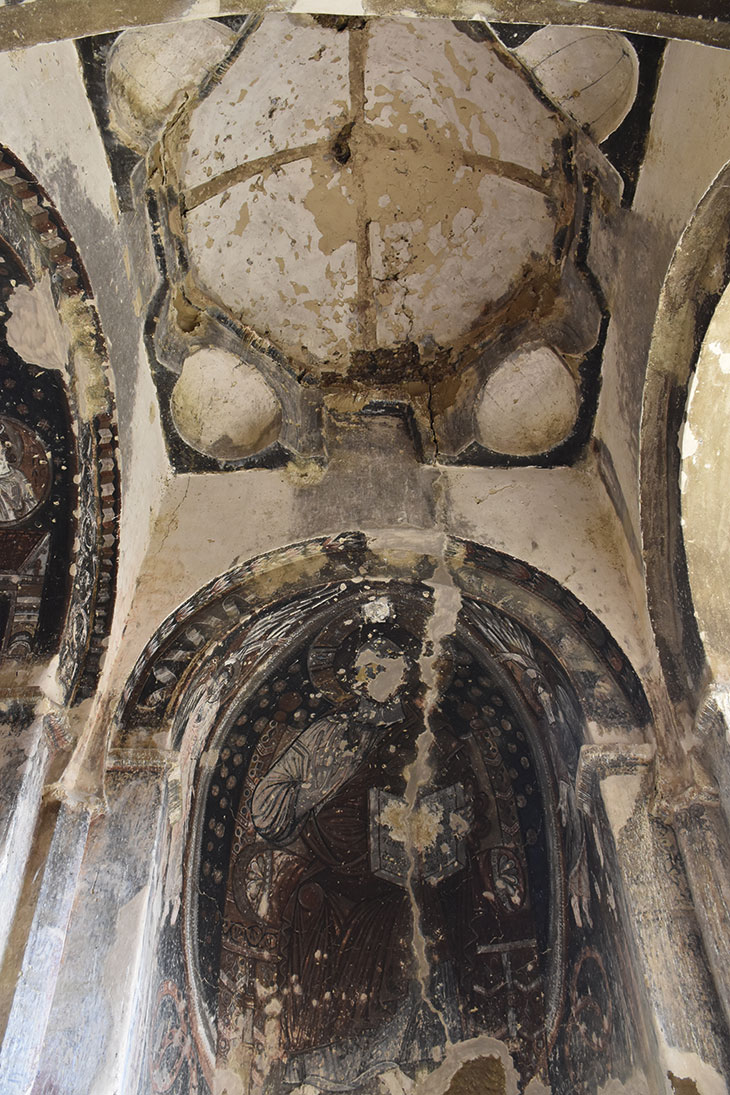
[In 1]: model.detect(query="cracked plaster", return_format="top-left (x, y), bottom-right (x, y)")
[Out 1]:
top-left (0, 13), bottom-right (727, 1095)
top-left (170, 16), bottom-right (570, 378)
top-left (474, 344), bottom-right (580, 457)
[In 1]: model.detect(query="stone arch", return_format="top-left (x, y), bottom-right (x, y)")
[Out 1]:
top-left (114, 533), bottom-right (650, 1095)
top-left (640, 160), bottom-right (730, 711)
top-left (0, 143), bottom-right (120, 704)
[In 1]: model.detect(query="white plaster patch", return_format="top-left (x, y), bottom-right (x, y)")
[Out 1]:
top-left (515, 28), bottom-right (639, 143)
top-left (524, 1080), bottom-right (551, 1095)
top-left (213, 1066), bottom-right (245, 1095)
top-left (174, 17), bottom-right (569, 373)
top-left (5, 274), bottom-right (69, 374)
top-left (362, 596), bottom-right (393, 622)
top-left (370, 176), bottom-right (555, 351)
top-left (600, 772), bottom-right (643, 838)
top-left (366, 19), bottom-right (563, 176)
top-left (0, 42), bottom-right (118, 223)
top-left (107, 21), bottom-right (235, 153)
top-left (680, 420), bottom-right (700, 460)
top-left (707, 339), bottom-right (730, 374)
top-left (91, 885), bottom-right (151, 1095)
top-left (681, 279), bottom-right (730, 683)
top-left (634, 40), bottom-right (730, 240)
top-left (380, 1070), bottom-right (415, 1095)
top-left (713, 688), bottom-right (730, 741)
top-left (170, 348), bottom-right (281, 459)
top-left (186, 160), bottom-right (359, 364)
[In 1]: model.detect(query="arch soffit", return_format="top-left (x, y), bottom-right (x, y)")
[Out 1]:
top-left (0, 144), bottom-right (120, 706)
top-left (159, 536), bottom-right (650, 1083)
top-left (112, 531), bottom-right (651, 783)
top-left (640, 160), bottom-right (730, 709)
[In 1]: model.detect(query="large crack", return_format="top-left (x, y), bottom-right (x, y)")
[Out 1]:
top-left (426, 383), bottom-right (440, 461)
top-left (399, 541), bottom-right (463, 1053)
top-left (348, 20), bottom-right (377, 349)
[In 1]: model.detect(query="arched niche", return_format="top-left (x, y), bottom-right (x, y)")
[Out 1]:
top-left (680, 277), bottom-right (730, 687)
top-left (114, 533), bottom-right (651, 1095)
top-left (640, 159), bottom-right (730, 712)
top-left (0, 144), bottom-right (120, 704)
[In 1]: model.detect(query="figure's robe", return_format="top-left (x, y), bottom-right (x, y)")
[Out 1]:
top-left (0, 468), bottom-right (36, 523)
top-left (252, 714), bottom-right (412, 1055)
top-left (249, 707), bottom-right (546, 1084)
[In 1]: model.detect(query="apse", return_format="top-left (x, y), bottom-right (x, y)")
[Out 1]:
top-left (181, 577), bottom-right (644, 1094)
top-left (112, 536), bottom-right (654, 1095)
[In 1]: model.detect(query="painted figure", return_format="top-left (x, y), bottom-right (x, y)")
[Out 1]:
top-left (250, 639), bottom-right (437, 1090)
top-left (0, 437), bottom-right (37, 523)
top-left (244, 634), bottom-right (545, 1091)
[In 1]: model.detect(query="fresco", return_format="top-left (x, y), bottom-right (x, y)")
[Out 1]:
top-left (212, 626), bottom-right (549, 1089)
top-left (139, 568), bottom-right (650, 1095)
top-left (0, 144), bottom-right (120, 696)
top-left (0, 346), bottom-right (76, 660)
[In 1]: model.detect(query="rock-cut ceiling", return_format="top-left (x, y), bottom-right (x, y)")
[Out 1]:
top-left (97, 15), bottom-right (644, 468)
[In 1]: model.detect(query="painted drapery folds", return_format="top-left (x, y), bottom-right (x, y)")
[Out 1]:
top-left (128, 536), bottom-right (651, 1095)
top-left (209, 592), bottom-right (553, 1090)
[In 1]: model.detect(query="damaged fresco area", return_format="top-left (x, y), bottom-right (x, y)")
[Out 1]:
top-left (0, 146), bottom-right (120, 700)
top-left (0, 348), bottom-right (75, 661)
top-left (0, 207), bottom-right (76, 663)
top-left (128, 537), bottom-right (652, 1095)
top-left (79, 14), bottom-right (654, 472)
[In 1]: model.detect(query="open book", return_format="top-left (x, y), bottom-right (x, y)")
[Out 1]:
top-left (369, 783), bottom-right (468, 887)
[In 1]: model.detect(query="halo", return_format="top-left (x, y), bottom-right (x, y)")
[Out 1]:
top-left (306, 588), bottom-right (425, 705)
top-left (0, 417), bottom-right (25, 465)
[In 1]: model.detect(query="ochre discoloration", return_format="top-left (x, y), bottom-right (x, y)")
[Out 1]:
top-left (446, 1056), bottom-right (507, 1095)
top-left (669, 1072), bottom-right (701, 1095)
top-left (3, 23), bottom-right (727, 1095)
top-left (161, 15), bottom-right (574, 384)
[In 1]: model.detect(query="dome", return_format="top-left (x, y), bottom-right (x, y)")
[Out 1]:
top-left (170, 348), bottom-right (281, 459)
top-left (475, 344), bottom-right (579, 456)
top-left (168, 17), bottom-right (576, 381)
top-left (515, 27), bottom-right (639, 143)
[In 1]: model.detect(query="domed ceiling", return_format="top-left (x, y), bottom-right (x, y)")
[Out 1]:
top-left (168, 18), bottom-right (571, 381)
top-left (100, 14), bottom-right (640, 467)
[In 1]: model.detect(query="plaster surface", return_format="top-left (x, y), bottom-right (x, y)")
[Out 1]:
top-left (0, 11), bottom-right (726, 1095)
top-left (174, 16), bottom-right (568, 376)
top-left (681, 280), bottom-right (730, 685)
